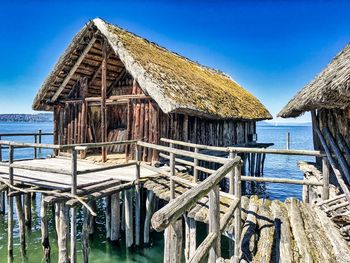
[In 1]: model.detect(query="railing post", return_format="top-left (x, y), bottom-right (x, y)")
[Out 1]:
top-left (233, 164), bottom-right (242, 262)
top-left (38, 129), bottom-right (42, 156)
top-left (229, 152), bottom-right (236, 194)
top-left (208, 185), bottom-right (220, 262)
top-left (135, 144), bottom-right (141, 246)
top-left (34, 134), bottom-right (37, 159)
top-left (0, 135), bottom-right (2, 162)
top-left (193, 147), bottom-right (199, 183)
top-left (322, 157), bottom-right (330, 200)
top-left (170, 142), bottom-right (175, 199)
top-left (70, 149), bottom-right (77, 263)
top-left (8, 145), bottom-right (14, 259)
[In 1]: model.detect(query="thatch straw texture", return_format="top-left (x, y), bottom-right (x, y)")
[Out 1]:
top-left (33, 18), bottom-right (272, 120)
top-left (279, 44), bottom-right (350, 118)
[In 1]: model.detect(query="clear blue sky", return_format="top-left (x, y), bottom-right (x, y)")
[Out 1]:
top-left (1, 1), bottom-right (349, 123)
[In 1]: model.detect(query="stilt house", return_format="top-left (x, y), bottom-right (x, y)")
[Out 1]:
top-left (33, 18), bottom-right (272, 162)
top-left (278, 44), bottom-right (350, 185)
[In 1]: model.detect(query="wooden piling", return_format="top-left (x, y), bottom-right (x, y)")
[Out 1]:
top-left (105, 196), bottom-right (111, 239)
top-left (322, 157), bottom-right (330, 200)
top-left (135, 145), bottom-right (141, 246)
top-left (82, 208), bottom-right (90, 263)
top-left (185, 214), bottom-right (196, 262)
top-left (15, 195), bottom-right (26, 253)
top-left (70, 149), bottom-right (77, 263)
top-left (8, 145), bottom-right (14, 258)
top-left (41, 195), bottom-right (50, 261)
top-left (111, 191), bottom-right (120, 242)
top-left (124, 189), bottom-right (134, 247)
top-left (144, 190), bottom-right (155, 245)
top-left (24, 193), bottom-right (32, 227)
top-left (56, 203), bottom-right (68, 263)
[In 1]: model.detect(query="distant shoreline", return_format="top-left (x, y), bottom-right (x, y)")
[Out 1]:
top-left (0, 113), bottom-right (53, 123)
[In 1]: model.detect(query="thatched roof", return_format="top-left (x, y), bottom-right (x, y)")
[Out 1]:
top-left (33, 18), bottom-right (272, 120)
top-left (278, 44), bottom-right (350, 118)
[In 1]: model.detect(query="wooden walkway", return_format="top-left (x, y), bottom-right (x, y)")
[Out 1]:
top-left (0, 157), bottom-right (158, 190)
top-left (145, 174), bottom-right (350, 262)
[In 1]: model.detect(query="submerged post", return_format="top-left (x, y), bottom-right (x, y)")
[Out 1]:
top-left (41, 194), bottom-right (50, 261)
top-left (286, 132), bottom-right (291, 150)
top-left (70, 149), bottom-right (77, 263)
top-left (38, 129), bottom-right (42, 155)
top-left (8, 145), bottom-right (14, 259)
top-left (34, 134), bottom-right (37, 159)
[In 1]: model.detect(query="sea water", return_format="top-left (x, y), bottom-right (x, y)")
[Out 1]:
top-left (0, 122), bottom-right (314, 262)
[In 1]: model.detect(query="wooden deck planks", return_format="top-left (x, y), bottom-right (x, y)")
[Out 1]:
top-left (0, 157), bottom-right (159, 190)
top-left (145, 175), bottom-right (350, 262)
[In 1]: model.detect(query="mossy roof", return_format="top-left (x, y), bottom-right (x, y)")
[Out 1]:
top-left (33, 18), bottom-right (272, 120)
top-left (278, 44), bottom-right (350, 118)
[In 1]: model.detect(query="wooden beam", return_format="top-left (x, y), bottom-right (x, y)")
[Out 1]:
top-left (51, 36), bottom-right (97, 102)
top-left (89, 50), bottom-right (113, 86)
top-left (108, 68), bottom-right (126, 91)
top-left (101, 40), bottom-right (108, 162)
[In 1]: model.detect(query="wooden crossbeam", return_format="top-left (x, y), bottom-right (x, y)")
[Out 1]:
top-left (89, 50), bottom-right (113, 86)
top-left (51, 36), bottom-right (97, 102)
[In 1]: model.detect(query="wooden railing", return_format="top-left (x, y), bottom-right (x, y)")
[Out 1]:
top-left (0, 130), bottom-right (53, 161)
top-left (150, 157), bottom-right (242, 263)
top-left (160, 138), bottom-right (330, 201)
top-left (0, 139), bottom-right (138, 263)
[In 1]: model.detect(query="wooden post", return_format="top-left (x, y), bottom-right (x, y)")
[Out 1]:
top-left (8, 145), bottom-right (14, 259)
top-left (228, 152), bottom-right (235, 257)
top-left (70, 149), bottom-right (77, 263)
top-left (0, 136), bottom-right (2, 162)
top-left (38, 129), bottom-right (42, 155)
top-left (34, 134), bottom-right (37, 159)
top-left (322, 157), bottom-right (330, 200)
top-left (105, 196), bottom-right (111, 239)
top-left (170, 142), bottom-right (175, 199)
top-left (144, 190), bottom-right (155, 245)
top-left (82, 208), bottom-right (90, 263)
top-left (56, 203), bottom-right (68, 263)
top-left (41, 194), bottom-right (50, 261)
top-left (124, 189), bottom-right (133, 247)
top-left (110, 192), bottom-right (120, 242)
top-left (208, 185), bottom-right (220, 262)
top-left (184, 214), bottom-right (196, 262)
top-left (233, 165), bottom-right (242, 262)
top-left (286, 132), bottom-right (290, 150)
top-left (193, 147), bottom-right (199, 183)
top-left (15, 195), bottom-right (26, 253)
top-left (135, 144), bottom-right (141, 246)
top-left (101, 40), bottom-right (108, 163)
top-left (24, 193), bottom-right (32, 228)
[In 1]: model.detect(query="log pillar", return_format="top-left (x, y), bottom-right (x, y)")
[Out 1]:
top-left (41, 195), bottom-right (50, 262)
top-left (8, 145), bottom-right (14, 259)
top-left (15, 195), bottom-right (26, 253)
top-left (24, 193), bottom-right (32, 228)
top-left (184, 214), bottom-right (196, 262)
top-left (82, 208), bottom-right (90, 263)
top-left (111, 191), bottom-right (121, 242)
top-left (208, 186), bottom-right (220, 262)
top-left (124, 189), bottom-right (134, 247)
top-left (55, 203), bottom-right (68, 263)
top-left (144, 190), bottom-right (155, 245)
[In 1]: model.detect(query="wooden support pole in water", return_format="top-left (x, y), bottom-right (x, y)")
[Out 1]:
top-left (24, 193), bottom-right (32, 228)
top-left (208, 185), bottom-right (220, 262)
top-left (34, 134), bottom-right (38, 159)
top-left (41, 195), bottom-right (50, 261)
top-left (233, 165), bottom-right (242, 262)
top-left (82, 208), bottom-right (90, 263)
top-left (322, 157), bottom-right (330, 200)
top-left (15, 195), bottom-right (26, 253)
top-left (105, 196), bottom-right (111, 239)
top-left (135, 145), bottom-right (141, 246)
top-left (124, 189), bottom-right (133, 247)
top-left (228, 152), bottom-right (236, 257)
top-left (286, 132), bottom-right (291, 150)
top-left (110, 191), bottom-right (120, 242)
top-left (144, 190), bottom-right (155, 245)
top-left (70, 149), bottom-right (77, 263)
top-left (56, 203), bottom-right (68, 263)
top-left (8, 145), bottom-right (14, 259)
